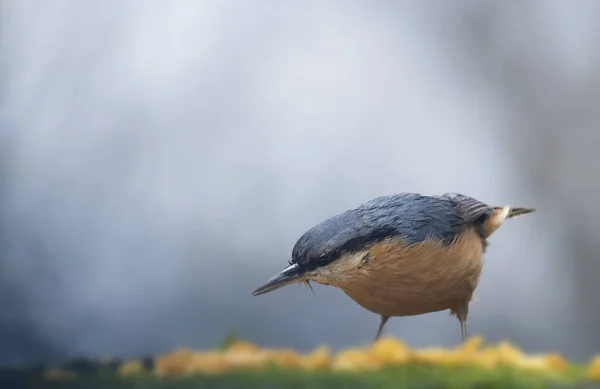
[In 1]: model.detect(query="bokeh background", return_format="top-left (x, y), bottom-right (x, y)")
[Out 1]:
top-left (1, 0), bottom-right (599, 367)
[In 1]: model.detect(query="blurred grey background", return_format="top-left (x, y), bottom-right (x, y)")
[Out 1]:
top-left (1, 0), bottom-right (599, 366)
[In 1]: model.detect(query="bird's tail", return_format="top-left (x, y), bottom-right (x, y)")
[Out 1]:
top-left (482, 206), bottom-right (535, 238)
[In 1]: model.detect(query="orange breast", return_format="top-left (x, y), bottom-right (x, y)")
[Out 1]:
top-left (335, 228), bottom-right (485, 317)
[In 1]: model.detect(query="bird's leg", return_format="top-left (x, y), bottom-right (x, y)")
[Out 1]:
top-left (454, 302), bottom-right (469, 342)
top-left (374, 315), bottom-right (390, 342)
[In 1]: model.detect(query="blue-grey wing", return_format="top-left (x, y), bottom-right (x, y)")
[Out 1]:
top-left (435, 193), bottom-right (494, 224)
top-left (292, 193), bottom-right (493, 268)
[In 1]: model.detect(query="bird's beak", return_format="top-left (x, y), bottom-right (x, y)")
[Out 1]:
top-left (252, 263), bottom-right (303, 296)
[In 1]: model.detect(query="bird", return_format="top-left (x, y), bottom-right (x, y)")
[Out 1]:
top-left (251, 192), bottom-right (534, 342)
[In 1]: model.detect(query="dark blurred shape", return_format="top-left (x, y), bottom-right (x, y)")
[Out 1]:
top-left (100, 357), bottom-right (124, 372)
top-left (140, 356), bottom-right (155, 371)
top-left (0, 138), bottom-right (66, 366)
top-left (0, 367), bottom-right (42, 389)
top-left (61, 357), bottom-right (100, 375)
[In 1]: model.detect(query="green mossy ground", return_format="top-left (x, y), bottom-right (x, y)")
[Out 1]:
top-left (2, 365), bottom-right (597, 389)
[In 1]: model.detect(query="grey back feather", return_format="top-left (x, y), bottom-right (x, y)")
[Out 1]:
top-left (291, 193), bottom-right (493, 271)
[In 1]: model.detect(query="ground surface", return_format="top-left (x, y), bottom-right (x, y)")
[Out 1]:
top-left (2, 365), bottom-right (597, 389)
top-left (3, 336), bottom-right (600, 389)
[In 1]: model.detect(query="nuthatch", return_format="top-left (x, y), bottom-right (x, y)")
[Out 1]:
top-left (252, 193), bottom-right (534, 341)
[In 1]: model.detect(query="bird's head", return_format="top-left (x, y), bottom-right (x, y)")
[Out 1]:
top-left (251, 213), bottom-right (389, 296)
top-left (251, 225), bottom-right (339, 296)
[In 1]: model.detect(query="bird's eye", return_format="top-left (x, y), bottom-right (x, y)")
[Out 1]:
top-left (319, 253), bottom-right (328, 262)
